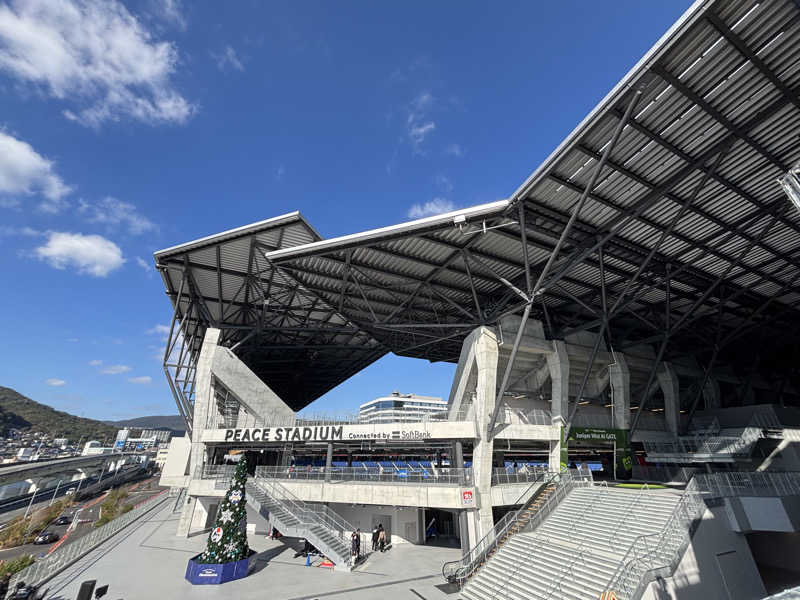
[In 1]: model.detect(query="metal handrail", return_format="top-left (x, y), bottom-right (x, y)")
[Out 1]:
top-left (254, 465), bottom-right (472, 485)
top-left (606, 482), bottom-right (649, 548)
top-left (480, 474), bottom-right (596, 600)
top-left (249, 478), bottom-right (356, 556)
top-left (5, 490), bottom-right (169, 599)
top-left (561, 480), bottom-right (608, 544)
top-left (441, 470), bottom-right (560, 585)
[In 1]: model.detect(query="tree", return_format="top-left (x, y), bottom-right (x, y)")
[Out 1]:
top-left (197, 458), bottom-right (250, 564)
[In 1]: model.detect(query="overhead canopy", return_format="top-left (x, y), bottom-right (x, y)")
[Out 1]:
top-left (157, 0), bottom-right (800, 424)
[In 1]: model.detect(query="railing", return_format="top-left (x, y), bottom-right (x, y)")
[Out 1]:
top-left (694, 471), bottom-right (800, 498)
top-left (254, 465), bottom-right (472, 486)
top-left (602, 478), bottom-right (706, 600)
top-left (206, 407), bottom-right (474, 429)
top-left (442, 469), bottom-right (592, 586)
top-left (491, 466), bottom-right (549, 485)
top-left (643, 429), bottom-right (760, 459)
top-left (478, 472), bottom-right (597, 600)
top-left (631, 465), bottom-right (699, 484)
top-left (248, 478), bottom-right (359, 563)
top-left (5, 490), bottom-right (169, 598)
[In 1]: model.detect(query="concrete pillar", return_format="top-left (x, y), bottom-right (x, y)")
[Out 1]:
top-left (658, 362), bottom-right (680, 435)
top-left (325, 443), bottom-right (333, 482)
top-left (548, 440), bottom-right (561, 473)
top-left (453, 441), bottom-right (464, 484)
top-left (470, 326), bottom-right (499, 542)
top-left (609, 354), bottom-right (630, 429)
top-left (547, 340), bottom-right (570, 423)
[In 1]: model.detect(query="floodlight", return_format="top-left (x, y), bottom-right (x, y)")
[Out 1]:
top-left (778, 163), bottom-right (800, 213)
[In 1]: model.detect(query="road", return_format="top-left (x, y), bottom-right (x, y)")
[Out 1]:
top-left (0, 476), bottom-right (166, 563)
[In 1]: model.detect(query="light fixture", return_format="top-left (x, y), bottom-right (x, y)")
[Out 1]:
top-left (578, 400), bottom-right (590, 405)
top-left (604, 403), bottom-right (613, 408)
top-left (629, 406), bottom-right (639, 410)
top-left (778, 162), bottom-right (800, 213)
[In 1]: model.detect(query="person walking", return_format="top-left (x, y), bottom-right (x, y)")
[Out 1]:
top-left (371, 525), bottom-right (379, 551)
top-left (378, 524), bottom-right (386, 553)
top-left (351, 530), bottom-right (359, 560)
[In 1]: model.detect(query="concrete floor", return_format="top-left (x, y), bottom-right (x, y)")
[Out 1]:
top-left (42, 501), bottom-right (463, 600)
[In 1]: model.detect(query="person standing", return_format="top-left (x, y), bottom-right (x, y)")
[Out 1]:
top-left (371, 525), bottom-right (379, 551)
top-left (351, 530), bottom-right (359, 560)
top-left (378, 524), bottom-right (386, 553)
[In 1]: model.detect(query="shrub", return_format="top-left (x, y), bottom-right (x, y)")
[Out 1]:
top-left (0, 554), bottom-right (35, 578)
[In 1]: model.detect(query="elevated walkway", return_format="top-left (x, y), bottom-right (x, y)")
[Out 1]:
top-left (245, 478), bottom-right (361, 571)
top-left (643, 425), bottom-right (762, 463)
top-left (460, 485), bottom-right (680, 600)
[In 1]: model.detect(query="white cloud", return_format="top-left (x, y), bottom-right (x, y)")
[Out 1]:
top-left (78, 197), bottom-right (156, 235)
top-left (89, 359), bottom-right (102, 366)
top-left (128, 375), bottom-right (152, 384)
top-left (408, 198), bottom-right (456, 219)
top-left (147, 324), bottom-right (170, 336)
top-left (45, 377), bottom-right (66, 386)
top-left (406, 91), bottom-right (436, 153)
top-left (153, 0), bottom-right (186, 31)
top-left (34, 231), bottom-right (125, 277)
top-left (274, 164), bottom-right (285, 181)
top-left (212, 45), bottom-right (244, 72)
top-left (445, 143), bottom-right (464, 157)
top-left (135, 256), bottom-right (151, 272)
top-left (67, 337), bottom-right (79, 342)
top-left (0, 0), bottom-right (195, 127)
top-left (0, 130), bottom-right (72, 211)
top-left (0, 225), bottom-right (41, 237)
top-left (101, 364), bottom-right (131, 375)
top-left (435, 174), bottom-right (453, 193)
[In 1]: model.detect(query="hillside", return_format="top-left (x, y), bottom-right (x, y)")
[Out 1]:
top-left (108, 415), bottom-right (185, 434)
top-left (0, 386), bottom-right (118, 441)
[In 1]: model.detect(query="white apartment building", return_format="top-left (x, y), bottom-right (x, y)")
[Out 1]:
top-left (359, 392), bottom-right (447, 424)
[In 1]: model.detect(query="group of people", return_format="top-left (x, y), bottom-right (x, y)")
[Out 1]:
top-left (349, 523), bottom-right (388, 560)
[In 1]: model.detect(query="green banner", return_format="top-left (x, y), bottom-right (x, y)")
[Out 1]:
top-left (564, 426), bottom-right (633, 480)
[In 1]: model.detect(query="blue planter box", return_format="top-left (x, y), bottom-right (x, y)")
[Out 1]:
top-left (185, 551), bottom-right (253, 585)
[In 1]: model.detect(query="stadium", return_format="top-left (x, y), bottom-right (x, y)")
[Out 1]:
top-left (154, 0), bottom-right (800, 598)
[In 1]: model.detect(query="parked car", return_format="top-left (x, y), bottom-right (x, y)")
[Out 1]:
top-left (53, 515), bottom-right (71, 526)
top-left (33, 531), bottom-right (59, 545)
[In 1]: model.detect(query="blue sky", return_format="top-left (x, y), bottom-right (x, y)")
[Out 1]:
top-left (0, 0), bottom-right (691, 421)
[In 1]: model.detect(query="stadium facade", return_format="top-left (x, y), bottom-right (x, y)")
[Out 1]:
top-left (157, 0), bottom-right (800, 596)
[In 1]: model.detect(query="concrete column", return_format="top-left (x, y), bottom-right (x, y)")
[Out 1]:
top-left (548, 440), bottom-right (561, 472)
top-left (453, 441), bottom-right (464, 484)
top-left (609, 353), bottom-right (630, 429)
top-left (657, 363), bottom-right (680, 435)
top-left (189, 328), bottom-right (222, 484)
top-left (546, 340), bottom-right (570, 423)
top-left (325, 443), bottom-right (333, 482)
top-left (470, 326), bottom-right (499, 542)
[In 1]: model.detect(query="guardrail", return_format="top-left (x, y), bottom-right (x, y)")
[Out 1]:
top-left (631, 465), bottom-right (699, 484)
top-left (5, 490), bottom-right (169, 599)
top-left (491, 466), bottom-right (549, 485)
top-left (602, 478), bottom-right (706, 600)
top-left (694, 471), bottom-right (800, 498)
top-left (442, 469), bottom-right (591, 586)
top-left (254, 465), bottom-right (472, 486)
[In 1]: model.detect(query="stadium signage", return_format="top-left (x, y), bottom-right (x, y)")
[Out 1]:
top-left (224, 426), bottom-right (344, 442)
top-left (220, 425), bottom-right (436, 444)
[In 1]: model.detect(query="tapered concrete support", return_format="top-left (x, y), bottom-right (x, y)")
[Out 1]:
top-left (658, 363), bottom-right (681, 435)
top-left (546, 340), bottom-right (570, 423)
top-left (609, 354), bottom-right (630, 429)
top-left (469, 326), bottom-right (499, 543)
top-left (548, 439), bottom-right (561, 472)
top-left (189, 328), bottom-right (221, 483)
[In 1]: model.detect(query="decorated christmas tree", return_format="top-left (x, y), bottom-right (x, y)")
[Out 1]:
top-left (197, 457), bottom-right (250, 564)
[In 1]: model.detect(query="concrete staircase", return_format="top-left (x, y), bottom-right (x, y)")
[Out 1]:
top-left (461, 486), bottom-right (680, 600)
top-left (246, 479), bottom-right (355, 571)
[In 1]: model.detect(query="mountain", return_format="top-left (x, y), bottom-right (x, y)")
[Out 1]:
top-left (107, 415), bottom-right (185, 434)
top-left (0, 386), bottom-right (118, 442)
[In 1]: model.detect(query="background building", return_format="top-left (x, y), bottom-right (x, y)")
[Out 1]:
top-left (359, 392), bottom-right (447, 424)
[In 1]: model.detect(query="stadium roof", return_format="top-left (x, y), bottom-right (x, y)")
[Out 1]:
top-left (157, 0), bottom-right (800, 427)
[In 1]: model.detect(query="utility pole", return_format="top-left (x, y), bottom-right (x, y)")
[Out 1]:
top-left (24, 479), bottom-right (39, 519)
top-left (50, 479), bottom-right (63, 506)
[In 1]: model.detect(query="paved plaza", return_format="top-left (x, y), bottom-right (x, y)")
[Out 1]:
top-left (42, 501), bottom-right (463, 600)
